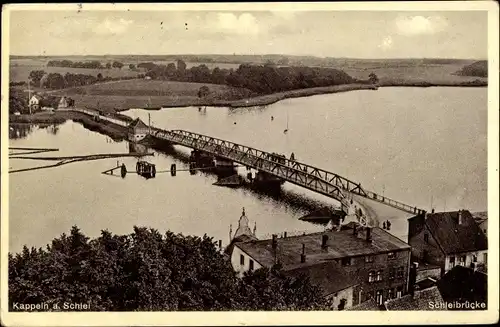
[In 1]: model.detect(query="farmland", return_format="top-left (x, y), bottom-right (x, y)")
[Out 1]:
top-left (48, 80), bottom-right (254, 112)
top-left (10, 56), bottom-right (487, 113)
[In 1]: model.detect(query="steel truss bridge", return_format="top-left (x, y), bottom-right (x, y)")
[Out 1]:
top-left (152, 128), bottom-right (424, 215)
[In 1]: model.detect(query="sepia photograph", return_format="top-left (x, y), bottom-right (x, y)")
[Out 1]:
top-left (1, 2), bottom-right (498, 326)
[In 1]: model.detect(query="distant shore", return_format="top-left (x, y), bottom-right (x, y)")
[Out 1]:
top-left (10, 80), bottom-right (487, 124)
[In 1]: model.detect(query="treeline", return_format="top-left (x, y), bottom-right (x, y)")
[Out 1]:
top-left (455, 61), bottom-right (487, 78)
top-left (140, 60), bottom-right (358, 94)
top-left (28, 70), bottom-right (139, 90)
top-left (9, 88), bottom-right (28, 114)
top-left (47, 60), bottom-right (125, 70)
top-left (9, 226), bottom-right (329, 311)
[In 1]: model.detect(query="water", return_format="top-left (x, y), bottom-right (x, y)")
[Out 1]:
top-left (9, 87), bottom-right (487, 252)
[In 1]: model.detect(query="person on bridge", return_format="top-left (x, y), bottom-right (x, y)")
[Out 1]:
top-left (386, 220), bottom-right (391, 230)
top-left (290, 152), bottom-right (295, 161)
top-left (383, 221), bottom-right (387, 229)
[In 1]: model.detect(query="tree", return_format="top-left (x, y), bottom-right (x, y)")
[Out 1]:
top-left (106, 62), bottom-right (112, 69)
top-left (176, 59), bottom-right (187, 75)
top-left (9, 227), bottom-right (328, 311)
top-left (9, 89), bottom-right (28, 114)
top-left (97, 73), bottom-right (103, 81)
top-left (29, 70), bottom-right (46, 87)
top-left (129, 64), bottom-right (136, 70)
top-left (198, 86), bottom-right (210, 98)
top-left (112, 61), bottom-right (124, 70)
top-left (368, 72), bottom-right (379, 84)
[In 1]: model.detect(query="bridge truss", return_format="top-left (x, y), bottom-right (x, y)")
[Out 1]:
top-left (153, 129), bottom-right (424, 215)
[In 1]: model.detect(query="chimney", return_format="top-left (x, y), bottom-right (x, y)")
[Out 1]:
top-left (272, 234), bottom-right (278, 250)
top-left (458, 210), bottom-right (463, 225)
top-left (366, 227), bottom-right (372, 242)
top-left (412, 285), bottom-right (421, 299)
top-left (321, 234), bottom-right (329, 251)
top-left (218, 239), bottom-right (222, 250)
top-left (284, 231), bottom-right (287, 238)
top-left (300, 243), bottom-right (306, 263)
top-left (431, 208), bottom-right (435, 214)
top-left (408, 262), bottom-right (418, 296)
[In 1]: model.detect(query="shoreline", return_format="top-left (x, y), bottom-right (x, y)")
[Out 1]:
top-left (10, 81), bottom-right (487, 123)
top-left (116, 81), bottom-right (487, 112)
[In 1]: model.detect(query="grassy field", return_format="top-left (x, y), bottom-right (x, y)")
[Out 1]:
top-left (9, 58), bottom-right (239, 82)
top-left (48, 79), bottom-right (254, 112)
top-left (10, 64), bottom-right (139, 82)
top-left (343, 60), bottom-right (487, 85)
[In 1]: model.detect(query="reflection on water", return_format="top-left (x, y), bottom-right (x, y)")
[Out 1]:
top-left (9, 87), bottom-right (487, 253)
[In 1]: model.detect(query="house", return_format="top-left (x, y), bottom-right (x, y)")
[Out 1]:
top-left (226, 213), bottom-right (412, 308)
top-left (384, 286), bottom-right (446, 311)
top-left (472, 211), bottom-right (487, 235)
top-left (58, 96), bottom-right (69, 109)
top-left (127, 118), bottom-right (150, 142)
top-left (286, 261), bottom-right (360, 310)
top-left (29, 95), bottom-right (43, 111)
top-left (407, 210), bottom-right (488, 275)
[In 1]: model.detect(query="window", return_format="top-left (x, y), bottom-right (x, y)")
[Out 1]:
top-left (249, 259), bottom-right (254, 271)
top-left (240, 254), bottom-right (245, 265)
top-left (396, 286), bottom-right (403, 298)
top-left (472, 255), bottom-right (478, 263)
top-left (396, 267), bottom-right (404, 278)
top-left (389, 268), bottom-right (396, 280)
top-left (449, 256), bottom-right (455, 267)
top-left (376, 270), bottom-right (383, 281)
top-left (376, 290), bottom-right (383, 305)
top-left (368, 271), bottom-right (375, 283)
top-left (388, 252), bottom-right (396, 260)
top-left (341, 257), bottom-right (352, 266)
top-left (388, 288), bottom-right (394, 300)
top-left (338, 299), bottom-right (347, 311)
top-left (424, 233), bottom-right (429, 243)
top-left (365, 255), bottom-right (374, 263)
top-left (459, 256), bottom-right (466, 266)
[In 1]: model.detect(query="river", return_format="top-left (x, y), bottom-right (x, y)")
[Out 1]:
top-left (8, 87), bottom-right (487, 253)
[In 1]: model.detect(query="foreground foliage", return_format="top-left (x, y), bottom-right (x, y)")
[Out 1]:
top-left (9, 226), bottom-right (329, 311)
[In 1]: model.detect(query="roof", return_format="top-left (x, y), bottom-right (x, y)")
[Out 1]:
top-left (347, 299), bottom-right (381, 311)
top-left (416, 277), bottom-right (438, 290)
top-left (384, 286), bottom-right (445, 311)
top-left (233, 227), bottom-right (410, 269)
top-left (417, 262), bottom-right (441, 272)
top-left (31, 95), bottom-right (43, 100)
top-left (423, 210), bottom-right (487, 254)
top-left (128, 118), bottom-right (149, 130)
top-left (285, 261), bottom-right (359, 296)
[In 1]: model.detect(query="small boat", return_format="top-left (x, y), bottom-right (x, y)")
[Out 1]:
top-left (136, 160), bottom-right (156, 179)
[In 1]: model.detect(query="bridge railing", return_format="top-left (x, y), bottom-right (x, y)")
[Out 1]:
top-left (154, 129), bottom-right (422, 214)
top-left (154, 129), bottom-right (351, 208)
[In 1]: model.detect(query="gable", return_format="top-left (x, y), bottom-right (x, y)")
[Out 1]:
top-left (425, 211), bottom-right (487, 255)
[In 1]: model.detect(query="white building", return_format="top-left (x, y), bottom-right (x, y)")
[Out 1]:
top-left (408, 210), bottom-right (488, 275)
top-left (29, 95), bottom-right (43, 111)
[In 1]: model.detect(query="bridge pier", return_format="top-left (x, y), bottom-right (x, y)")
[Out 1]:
top-left (252, 171), bottom-right (285, 190)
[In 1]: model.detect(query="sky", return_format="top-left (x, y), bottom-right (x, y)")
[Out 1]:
top-left (8, 9), bottom-right (488, 59)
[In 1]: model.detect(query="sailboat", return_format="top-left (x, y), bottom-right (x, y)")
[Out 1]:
top-left (283, 111), bottom-right (289, 134)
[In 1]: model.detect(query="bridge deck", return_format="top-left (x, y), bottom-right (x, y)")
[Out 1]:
top-left (65, 108), bottom-right (423, 216)
top-left (153, 128), bottom-right (423, 215)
